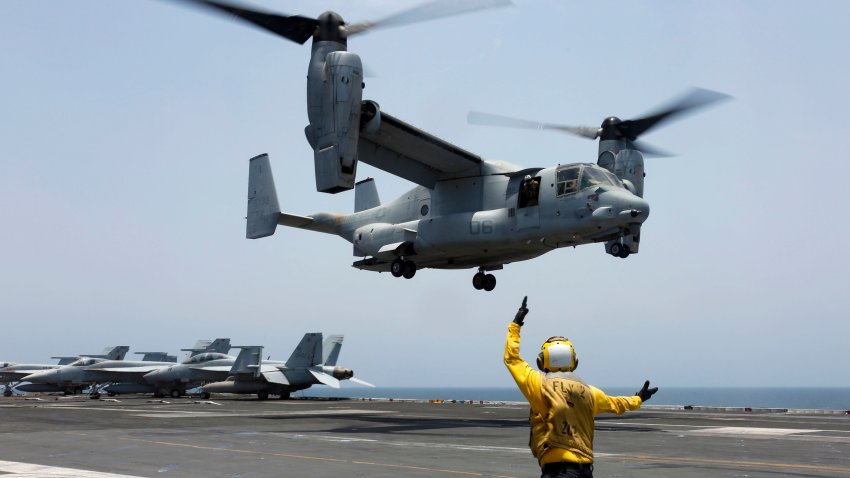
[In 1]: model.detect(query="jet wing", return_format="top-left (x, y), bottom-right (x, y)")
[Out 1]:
top-left (259, 364), bottom-right (289, 385)
top-left (358, 107), bottom-right (483, 189)
top-left (190, 366), bottom-right (233, 372)
top-left (96, 366), bottom-right (165, 373)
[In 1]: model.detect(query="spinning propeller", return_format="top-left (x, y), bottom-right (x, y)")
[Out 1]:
top-left (178, 0), bottom-right (512, 45)
top-left (468, 88), bottom-right (730, 156)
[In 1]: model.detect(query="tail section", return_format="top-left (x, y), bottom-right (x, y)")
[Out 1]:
top-left (285, 333), bottom-right (323, 368)
top-left (100, 346), bottom-right (129, 361)
top-left (322, 335), bottom-right (344, 366)
top-left (247, 154), bottom-right (281, 239)
top-left (204, 338), bottom-right (231, 355)
top-left (354, 178), bottom-right (380, 212)
top-left (230, 346), bottom-right (263, 377)
top-left (135, 352), bottom-right (177, 363)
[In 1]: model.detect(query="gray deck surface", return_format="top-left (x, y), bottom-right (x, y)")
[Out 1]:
top-left (1, 396), bottom-right (849, 477)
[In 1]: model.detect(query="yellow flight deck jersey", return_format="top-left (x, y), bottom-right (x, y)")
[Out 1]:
top-left (504, 322), bottom-right (642, 465)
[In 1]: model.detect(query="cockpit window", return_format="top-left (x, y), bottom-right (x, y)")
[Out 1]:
top-left (70, 358), bottom-right (97, 367)
top-left (580, 166), bottom-right (620, 190)
top-left (184, 352), bottom-right (228, 364)
top-left (556, 166), bottom-right (580, 196)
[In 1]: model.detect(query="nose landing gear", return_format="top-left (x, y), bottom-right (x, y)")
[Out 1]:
top-left (472, 270), bottom-right (497, 291)
top-left (609, 242), bottom-right (631, 258)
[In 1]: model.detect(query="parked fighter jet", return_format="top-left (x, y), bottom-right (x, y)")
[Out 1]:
top-left (21, 342), bottom-right (215, 398)
top-left (3, 346), bottom-right (129, 396)
top-left (102, 338), bottom-right (232, 397)
top-left (202, 333), bottom-right (373, 400)
top-left (142, 335), bottom-right (345, 398)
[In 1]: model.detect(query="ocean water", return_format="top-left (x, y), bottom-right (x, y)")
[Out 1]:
top-left (298, 386), bottom-right (850, 410)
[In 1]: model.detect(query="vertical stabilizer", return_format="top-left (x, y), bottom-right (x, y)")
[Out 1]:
top-left (231, 346), bottom-right (263, 377)
top-left (354, 178), bottom-right (380, 212)
top-left (285, 333), bottom-right (323, 368)
top-left (204, 338), bottom-right (231, 355)
top-left (322, 335), bottom-right (344, 366)
top-left (247, 154), bottom-right (281, 239)
top-left (102, 346), bottom-right (129, 361)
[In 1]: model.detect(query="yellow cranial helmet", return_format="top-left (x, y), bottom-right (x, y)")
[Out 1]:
top-left (536, 336), bottom-right (577, 372)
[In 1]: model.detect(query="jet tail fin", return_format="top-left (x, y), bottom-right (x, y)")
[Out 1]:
top-left (136, 352), bottom-right (177, 363)
top-left (99, 346), bottom-right (129, 361)
top-left (230, 346), bottom-right (263, 377)
top-left (247, 154), bottom-right (281, 239)
top-left (322, 335), bottom-right (344, 366)
top-left (354, 178), bottom-right (380, 212)
top-left (285, 333), bottom-right (323, 369)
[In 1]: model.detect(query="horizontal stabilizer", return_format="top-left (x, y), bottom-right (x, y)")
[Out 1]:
top-left (309, 369), bottom-right (340, 388)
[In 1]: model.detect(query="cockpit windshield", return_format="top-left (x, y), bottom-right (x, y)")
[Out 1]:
top-left (69, 358), bottom-right (98, 367)
top-left (183, 352), bottom-right (228, 364)
top-left (556, 164), bottom-right (621, 197)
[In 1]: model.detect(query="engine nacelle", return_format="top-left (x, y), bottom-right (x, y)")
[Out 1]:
top-left (613, 149), bottom-right (645, 197)
top-left (307, 50), bottom-right (364, 194)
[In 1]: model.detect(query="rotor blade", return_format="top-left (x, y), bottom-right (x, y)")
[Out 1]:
top-left (631, 140), bottom-right (673, 158)
top-left (347, 0), bottom-right (512, 35)
top-left (617, 88), bottom-right (731, 140)
top-left (348, 377), bottom-right (376, 388)
top-left (468, 111), bottom-right (600, 139)
top-left (178, 0), bottom-right (318, 44)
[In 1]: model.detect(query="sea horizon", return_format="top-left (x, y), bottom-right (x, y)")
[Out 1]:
top-left (298, 386), bottom-right (850, 411)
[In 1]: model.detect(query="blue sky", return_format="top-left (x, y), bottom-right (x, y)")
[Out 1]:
top-left (2, 0), bottom-right (849, 388)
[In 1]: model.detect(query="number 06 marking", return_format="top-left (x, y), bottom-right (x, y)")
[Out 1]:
top-left (470, 220), bottom-right (494, 235)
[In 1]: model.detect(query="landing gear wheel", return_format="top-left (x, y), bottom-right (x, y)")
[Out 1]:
top-left (402, 260), bottom-right (416, 279)
top-left (472, 272), bottom-right (486, 290)
top-left (390, 259), bottom-right (404, 278)
top-left (89, 393), bottom-right (101, 400)
top-left (610, 243), bottom-right (623, 257)
top-left (170, 389), bottom-right (182, 398)
top-left (257, 391), bottom-right (269, 400)
top-left (278, 391), bottom-right (290, 400)
top-left (483, 274), bottom-right (497, 291)
top-left (107, 392), bottom-right (117, 397)
top-left (620, 245), bottom-right (631, 258)
top-left (201, 392), bottom-right (211, 399)
top-left (3, 389), bottom-right (12, 397)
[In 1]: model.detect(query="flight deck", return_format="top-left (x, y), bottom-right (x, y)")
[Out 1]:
top-left (1, 396), bottom-right (849, 477)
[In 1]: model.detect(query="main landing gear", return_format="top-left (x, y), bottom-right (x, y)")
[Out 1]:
top-left (390, 258), bottom-right (416, 279)
top-left (472, 269), bottom-right (497, 291)
top-left (609, 242), bottom-right (631, 258)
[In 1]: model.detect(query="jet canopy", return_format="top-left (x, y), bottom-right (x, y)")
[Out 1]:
top-left (555, 164), bottom-right (622, 197)
top-left (68, 357), bottom-right (100, 367)
top-left (183, 352), bottom-right (230, 364)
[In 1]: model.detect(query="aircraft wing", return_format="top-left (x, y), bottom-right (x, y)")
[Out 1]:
top-left (308, 369), bottom-right (340, 389)
top-left (190, 366), bottom-right (233, 372)
top-left (358, 107), bottom-right (483, 188)
top-left (259, 364), bottom-right (289, 385)
top-left (96, 366), bottom-right (165, 373)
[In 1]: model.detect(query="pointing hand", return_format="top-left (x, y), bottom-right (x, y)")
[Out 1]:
top-left (514, 296), bottom-right (529, 326)
top-left (636, 380), bottom-right (658, 402)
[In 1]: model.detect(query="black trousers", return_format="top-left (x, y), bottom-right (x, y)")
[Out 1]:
top-left (541, 461), bottom-right (593, 478)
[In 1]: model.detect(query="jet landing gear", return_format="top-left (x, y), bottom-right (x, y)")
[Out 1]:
top-left (472, 270), bottom-right (497, 291)
top-left (390, 259), bottom-right (416, 279)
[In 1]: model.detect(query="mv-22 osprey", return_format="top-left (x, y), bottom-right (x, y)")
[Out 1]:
top-left (183, 0), bottom-right (727, 291)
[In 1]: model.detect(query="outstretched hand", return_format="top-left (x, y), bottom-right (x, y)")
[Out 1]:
top-left (636, 380), bottom-right (658, 402)
top-left (514, 296), bottom-right (529, 326)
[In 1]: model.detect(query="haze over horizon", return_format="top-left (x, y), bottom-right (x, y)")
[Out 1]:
top-left (2, 0), bottom-right (848, 389)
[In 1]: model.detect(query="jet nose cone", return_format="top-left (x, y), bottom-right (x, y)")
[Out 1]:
top-left (22, 371), bottom-right (50, 383)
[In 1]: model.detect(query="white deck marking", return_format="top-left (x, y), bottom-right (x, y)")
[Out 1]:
top-left (689, 426), bottom-right (821, 436)
top-left (0, 460), bottom-right (146, 477)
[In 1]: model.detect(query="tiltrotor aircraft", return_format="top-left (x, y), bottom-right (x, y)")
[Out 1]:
top-left (178, 0), bottom-right (727, 291)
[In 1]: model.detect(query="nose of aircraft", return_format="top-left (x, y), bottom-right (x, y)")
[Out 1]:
top-left (22, 370), bottom-right (53, 383)
top-left (595, 189), bottom-right (650, 223)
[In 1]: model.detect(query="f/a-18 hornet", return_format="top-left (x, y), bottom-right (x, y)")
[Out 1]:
top-left (175, 0), bottom-right (727, 291)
